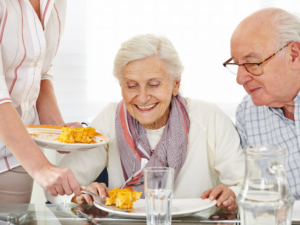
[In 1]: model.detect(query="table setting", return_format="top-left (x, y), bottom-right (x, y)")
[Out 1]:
top-left (18, 126), bottom-right (300, 224)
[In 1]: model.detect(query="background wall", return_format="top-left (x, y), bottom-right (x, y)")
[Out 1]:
top-left (30, 0), bottom-right (300, 203)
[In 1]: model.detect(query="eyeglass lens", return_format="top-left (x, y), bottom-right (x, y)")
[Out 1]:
top-left (226, 63), bottom-right (262, 76)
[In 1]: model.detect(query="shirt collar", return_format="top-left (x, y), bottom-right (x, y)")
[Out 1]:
top-left (267, 90), bottom-right (300, 124)
top-left (294, 89), bottom-right (300, 103)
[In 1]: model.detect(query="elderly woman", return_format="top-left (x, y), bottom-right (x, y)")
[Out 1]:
top-left (46, 34), bottom-right (244, 210)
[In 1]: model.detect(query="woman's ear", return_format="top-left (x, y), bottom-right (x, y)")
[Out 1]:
top-left (172, 79), bottom-right (181, 96)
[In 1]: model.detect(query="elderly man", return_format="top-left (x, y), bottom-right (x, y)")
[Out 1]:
top-left (223, 7), bottom-right (300, 199)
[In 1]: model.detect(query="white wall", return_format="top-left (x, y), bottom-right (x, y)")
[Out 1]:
top-left (31, 0), bottom-right (300, 203)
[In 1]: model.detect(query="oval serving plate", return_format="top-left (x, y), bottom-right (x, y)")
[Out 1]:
top-left (26, 125), bottom-right (109, 151)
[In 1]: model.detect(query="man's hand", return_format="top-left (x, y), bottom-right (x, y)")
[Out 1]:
top-left (201, 184), bottom-right (238, 210)
top-left (72, 182), bottom-right (109, 205)
top-left (57, 122), bottom-right (83, 154)
top-left (34, 162), bottom-right (82, 197)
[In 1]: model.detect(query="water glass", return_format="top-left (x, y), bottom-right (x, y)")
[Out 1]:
top-left (144, 167), bottom-right (174, 225)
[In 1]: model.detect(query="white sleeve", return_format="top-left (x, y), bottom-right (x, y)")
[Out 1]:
top-left (208, 105), bottom-right (245, 197)
top-left (45, 103), bottom-right (118, 203)
top-left (44, 190), bottom-right (75, 204)
top-left (41, 66), bottom-right (54, 81)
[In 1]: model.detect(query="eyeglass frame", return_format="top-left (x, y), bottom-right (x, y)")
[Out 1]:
top-left (223, 42), bottom-right (292, 76)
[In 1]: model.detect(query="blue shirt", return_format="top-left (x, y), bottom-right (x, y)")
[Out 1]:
top-left (236, 93), bottom-right (300, 200)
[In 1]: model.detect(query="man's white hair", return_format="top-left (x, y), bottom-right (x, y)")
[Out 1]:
top-left (113, 34), bottom-right (184, 82)
top-left (269, 8), bottom-right (300, 56)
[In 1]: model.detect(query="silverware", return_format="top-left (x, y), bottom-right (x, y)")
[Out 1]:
top-left (81, 190), bottom-right (106, 204)
top-left (81, 190), bottom-right (133, 212)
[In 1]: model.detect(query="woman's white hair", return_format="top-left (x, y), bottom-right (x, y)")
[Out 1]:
top-left (113, 34), bottom-right (184, 82)
top-left (268, 8), bottom-right (300, 56)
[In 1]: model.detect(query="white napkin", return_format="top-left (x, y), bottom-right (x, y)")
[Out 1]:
top-left (141, 158), bottom-right (148, 169)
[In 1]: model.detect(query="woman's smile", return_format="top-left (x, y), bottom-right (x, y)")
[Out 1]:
top-left (134, 103), bottom-right (158, 111)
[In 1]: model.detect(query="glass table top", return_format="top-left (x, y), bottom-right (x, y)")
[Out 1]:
top-left (0, 203), bottom-right (299, 225)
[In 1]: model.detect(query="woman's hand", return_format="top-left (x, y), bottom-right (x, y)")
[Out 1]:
top-left (72, 182), bottom-right (110, 205)
top-left (201, 184), bottom-right (238, 210)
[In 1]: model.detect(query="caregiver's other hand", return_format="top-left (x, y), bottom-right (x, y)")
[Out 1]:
top-left (201, 184), bottom-right (238, 210)
top-left (35, 162), bottom-right (82, 197)
top-left (57, 122), bottom-right (83, 154)
top-left (72, 182), bottom-right (110, 205)
top-left (64, 122), bottom-right (83, 128)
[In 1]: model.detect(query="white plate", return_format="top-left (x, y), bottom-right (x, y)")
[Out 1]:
top-left (26, 125), bottom-right (109, 151)
top-left (94, 198), bottom-right (216, 219)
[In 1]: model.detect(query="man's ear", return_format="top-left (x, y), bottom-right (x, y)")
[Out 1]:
top-left (172, 79), bottom-right (181, 96)
top-left (290, 42), bottom-right (300, 70)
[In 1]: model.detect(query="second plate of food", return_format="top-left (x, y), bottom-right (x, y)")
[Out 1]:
top-left (26, 125), bottom-right (109, 151)
top-left (94, 198), bottom-right (216, 219)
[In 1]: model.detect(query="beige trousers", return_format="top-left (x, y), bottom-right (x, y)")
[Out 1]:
top-left (0, 166), bottom-right (33, 203)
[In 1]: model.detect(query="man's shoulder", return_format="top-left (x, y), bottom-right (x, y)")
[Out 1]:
top-left (186, 97), bottom-right (221, 116)
top-left (237, 94), bottom-right (267, 113)
top-left (238, 94), bottom-right (253, 109)
top-left (236, 94), bottom-right (271, 123)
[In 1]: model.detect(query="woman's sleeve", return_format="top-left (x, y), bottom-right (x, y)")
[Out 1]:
top-left (0, 46), bottom-right (11, 104)
top-left (208, 105), bottom-right (245, 197)
top-left (41, 66), bottom-right (54, 81)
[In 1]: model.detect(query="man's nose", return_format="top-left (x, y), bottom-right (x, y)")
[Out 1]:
top-left (236, 66), bottom-right (252, 85)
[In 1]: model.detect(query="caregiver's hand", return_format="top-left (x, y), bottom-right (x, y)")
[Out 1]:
top-left (35, 162), bottom-right (82, 197)
top-left (57, 122), bottom-right (83, 154)
top-left (64, 122), bottom-right (83, 128)
top-left (201, 184), bottom-right (238, 210)
top-left (72, 182), bottom-right (110, 205)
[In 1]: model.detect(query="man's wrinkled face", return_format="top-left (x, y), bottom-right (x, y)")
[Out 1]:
top-left (231, 23), bottom-right (293, 108)
top-left (121, 56), bottom-right (180, 129)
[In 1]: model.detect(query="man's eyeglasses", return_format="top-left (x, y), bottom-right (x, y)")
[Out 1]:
top-left (223, 42), bottom-right (291, 76)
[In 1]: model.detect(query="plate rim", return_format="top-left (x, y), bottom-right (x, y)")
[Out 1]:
top-left (26, 124), bottom-right (109, 150)
top-left (94, 198), bottom-right (216, 218)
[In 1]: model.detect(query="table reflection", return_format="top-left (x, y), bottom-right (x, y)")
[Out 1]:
top-left (0, 203), bottom-right (242, 225)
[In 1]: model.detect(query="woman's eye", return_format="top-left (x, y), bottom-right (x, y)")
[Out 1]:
top-left (149, 83), bottom-right (159, 87)
top-left (127, 83), bottom-right (137, 88)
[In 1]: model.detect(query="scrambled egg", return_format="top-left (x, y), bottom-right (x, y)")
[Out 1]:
top-left (105, 188), bottom-right (142, 209)
top-left (57, 127), bottom-right (96, 144)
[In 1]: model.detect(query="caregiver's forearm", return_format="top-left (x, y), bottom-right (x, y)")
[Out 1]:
top-left (0, 102), bottom-right (49, 178)
top-left (36, 79), bottom-right (64, 125)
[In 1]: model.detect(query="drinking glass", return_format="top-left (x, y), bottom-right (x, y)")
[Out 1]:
top-left (144, 167), bottom-right (174, 225)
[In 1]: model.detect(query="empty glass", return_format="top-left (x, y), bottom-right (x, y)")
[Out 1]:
top-left (144, 167), bottom-right (174, 225)
top-left (237, 145), bottom-right (295, 225)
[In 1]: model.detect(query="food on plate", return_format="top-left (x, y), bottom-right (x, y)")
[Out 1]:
top-left (57, 127), bottom-right (96, 144)
top-left (105, 188), bottom-right (142, 209)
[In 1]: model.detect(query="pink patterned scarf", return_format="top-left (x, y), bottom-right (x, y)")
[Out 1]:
top-left (115, 94), bottom-right (190, 195)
